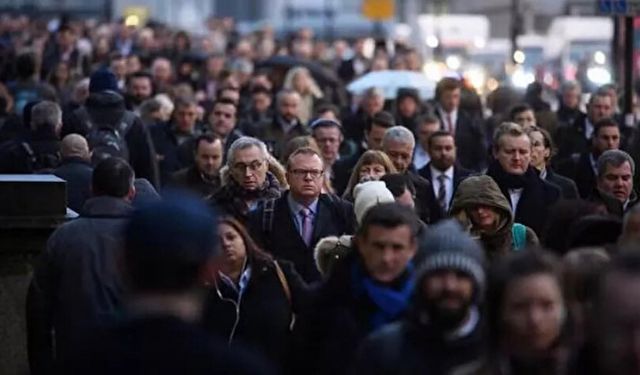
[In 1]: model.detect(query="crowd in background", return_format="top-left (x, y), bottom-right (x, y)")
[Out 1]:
top-left (0, 13), bottom-right (639, 375)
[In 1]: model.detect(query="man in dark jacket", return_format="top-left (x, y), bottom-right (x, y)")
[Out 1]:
top-left (53, 134), bottom-right (93, 213)
top-left (555, 91), bottom-right (614, 161)
top-left (61, 68), bottom-right (159, 186)
top-left (595, 150), bottom-right (638, 214)
top-left (295, 203), bottom-right (419, 375)
top-left (382, 126), bottom-right (440, 224)
top-left (249, 147), bottom-right (355, 283)
top-left (434, 77), bottom-right (487, 172)
top-left (342, 87), bottom-right (385, 145)
top-left (150, 96), bottom-right (203, 185)
top-left (394, 88), bottom-right (422, 133)
top-left (206, 98), bottom-right (243, 156)
top-left (556, 80), bottom-right (585, 128)
top-left (26, 158), bottom-right (135, 373)
top-left (352, 220), bottom-right (487, 374)
top-left (557, 118), bottom-right (621, 198)
top-left (27, 100), bottom-right (63, 171)
top-left (171, 133), bottom-right (223, 200)
top-left (62, 195), bottom-right (273, 375)
top-left (249, 89), bottom-right (309, 159)
top-left (487, 122), bottom-right (560, 236)
top-left (209, 136), bottom-right (282, 224)
top-left (418, 130), bottom-right (473, 221)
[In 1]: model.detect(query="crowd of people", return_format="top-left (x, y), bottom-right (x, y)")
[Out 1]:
top-left (1, 14), bottom-right (639, 375)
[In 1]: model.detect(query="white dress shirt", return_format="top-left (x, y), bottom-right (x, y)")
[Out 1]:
top-left (413, 145), bottom-right (431, 171)
top-left (508, 188), bottom-right (524, 216)
top-left (585, 118), bottom-right (594, 140)
top-left (431, 165), bottom-right (455, 211)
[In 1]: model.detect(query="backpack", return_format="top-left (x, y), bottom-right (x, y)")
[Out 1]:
top-left (0, 139), bottom-right (35, 173)
top-left (76, 107), bottom-right (135, 164)
top-left (511, 223), bottom-right (527, 251)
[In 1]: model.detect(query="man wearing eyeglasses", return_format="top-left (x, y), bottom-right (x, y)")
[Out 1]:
top-left (209, 137), bottom-right (283, 224)
top-left (249, 147), bottom-right (355, 283)
top-left (207, 98), bottom-right (242, 157)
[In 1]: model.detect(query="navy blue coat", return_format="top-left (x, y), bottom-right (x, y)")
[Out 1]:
top-left (53, 157), bottom-right (93, 213)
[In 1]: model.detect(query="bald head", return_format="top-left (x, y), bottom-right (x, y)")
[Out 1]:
top-left (61, 134), bottom-right (90, 161)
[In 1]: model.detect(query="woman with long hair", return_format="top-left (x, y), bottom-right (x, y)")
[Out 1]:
top-left (202, 217), bottom-right (308, 373)
top-left (342, 150), bottom-right (397, 202)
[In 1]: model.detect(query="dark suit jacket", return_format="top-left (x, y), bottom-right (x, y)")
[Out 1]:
top-left (554, 114), bottom-right (590, 161)
top-left (417, 162), bottom-right (473, 221)
top-left (555, 152), bottom-right (596, 199)
top-left (170, 166), bottom-right (221, 200)
top-left (435, 109), bottom-right (487, 172)
top-left (332, 147), bottom-right (365, 196)
top-left (406, 171), bottom-right (441, 225)
top-left (251, 117), bottom-right (309, 160)
top-left (149, 122), bottom-right (199, 186)
top-left (545, 168), bottom-right (579, 200)
top-left (249, 192), bottom-right (355, 283)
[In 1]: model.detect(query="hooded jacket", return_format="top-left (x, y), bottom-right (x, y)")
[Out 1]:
top-left (450, 175), bottom-right (538, 261)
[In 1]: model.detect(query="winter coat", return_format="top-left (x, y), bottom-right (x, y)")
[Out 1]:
top-left (209, 171), bottom-right (282, 224)
top-left (202, 257), bottom-right (309, 373)
top-left (53, 157), bottom-right (93, 213)
top-left (450, 175), bottom-right (539, 261)
top-left (545, 168), bottom-right (580, 200)
top-left (294, 251), bottom-right (415, 375)
top-left (486, 162), bottom-right (561, 236)
top-left (556, 152), bottom-right (597, 199)
top-left (251, 116), bottom-right (309, 159)
top-left (62, 314), bottom-right (275, 375)
top-left (26, 196), bottom-right (132, 373)
top-left (61, 91), bottom-right (159, 187)
top-left (149, 121), bottom-right (201, 186)
top-left (248, 191), bottom-right (355, 283)
top-left (435, 109), bottom-right (488, 172)
top-left (170, 165), bottom-right (221, 200)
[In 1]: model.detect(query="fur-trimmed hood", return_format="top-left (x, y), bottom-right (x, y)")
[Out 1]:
top-left (314, 235), bottom-right (354, 277)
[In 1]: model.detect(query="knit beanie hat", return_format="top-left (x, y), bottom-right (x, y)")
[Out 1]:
top-left (353, 181), bottom-right (395, 225)
top-left (89, 68), bottom-right (119, 93)
top-left (417, 219), bottom-right (487, 299)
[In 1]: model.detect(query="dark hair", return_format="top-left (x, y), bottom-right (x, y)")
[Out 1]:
top-left (593, 118), bottom-right (619, 138)
top-left (525, 125), bottom-right (556, 161)
top-left (173, 96), bottom-right (198, 112)
top-left (417, 114), bottom-right (440, 127)
top-left (357, 202), bottom-right (419, 239)
top-left (315, 103), bottom-right (340, 118)
top-left (310, 118), bottom-right (342, 132)
top-left (435, 77), bottom-right (461, 100)
top-left (380, 173), bottom-right (415, 197)
top-left (16, 52), bottom-right (36, 79)
top-left (487, 249), bottom-right (565, 351)
top-left (194, 133), bottom-right (221, 153)
top-left (127, 71), bottom-right (153, 85)
top-left (509, 103), bottom-right (534, 120)
top-left (563, 248), bottom-right (610, 304)
top-left (250, 85), bottom-right (271, 96)
top-left (427, 130), bottom-right (454, 149)
top-left (92, 157), bottom-right (134, 198)
top-left (218, 216), bottom-right (272, 264)
top-left (543, 200), bottom-right (602, 255)
top-left (213, 97), bottom-right (238, 110)
top-left (366, 111), bottom-right (395, 132)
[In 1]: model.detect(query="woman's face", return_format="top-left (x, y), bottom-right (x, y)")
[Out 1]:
top-left (218, 223), bottom-right (247, 266)
top-left (292, 71), bottom-right (309, 94)
top-left (502, 273), bottom-right (565, 355)
top-left (359, 163), bottom-right (387, 182)
top-left (529, 131), bottom-right (550, 171)
top-left (469, 205), bottom-right (500, 231)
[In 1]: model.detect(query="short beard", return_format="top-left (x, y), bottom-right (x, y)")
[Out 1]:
top-left (423, 293), bottom-right (471, 331)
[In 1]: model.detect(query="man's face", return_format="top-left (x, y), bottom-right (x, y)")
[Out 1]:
top-left (313, 126), bottom-right (342, 166)
top-left (588, 95), bottom-right (614, 124)
top-left (57, 30), bottom-right (75, 49)
top-left (421, 270), bottom-right (474, 330)
top-left (398, 96), bottom-right (418, 117)
top-left (597, 273), bottom-right (640, 375)
top-left (366, 123), bottom-right (388, 150)
top-left (129, 77), bottom-right (153, 103)
top-left (384, 140), bottom-right (414, 173)
top-left (598, 162), bottom-right (633, 203)
top-left (195, 139), bottom-right (223, 176)
top-left (286, 153), bottom-right (324, 201)
top-left (252, 92), bottom-right (272, 113)
top-left (562, 88), bottom-right (580, 109)
top-left (357, 224), bottom-right (417, 283)
top-left (206, 56), bottom-right (225, 76)
top-left (209, 103), bottom-right (237, 138)
top-left (513, 110), bottom-right (536, 129)
top-left (279, 94), bottom-right (300, 122)
top-left (364, 94), bottom-right (384, 115)
top-left (494, 135), bottom-right (531, 175)
top-left (429, 135), bottom-right (456, 171)
top-left (439, 88), bottom-right (461, 113)
top-left (230, 146), bottom-right (268, 191)
top-left (417, 121), bottom-right (440, 150)
top-left (593, 126), bottom-right (620, 155)
top-left (174, 104), bottom-right (199, 133)
top-left (153, 60), bottom-right (172, 83)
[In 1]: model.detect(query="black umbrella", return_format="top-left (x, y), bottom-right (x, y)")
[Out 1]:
top-left (257, 55), bottom-right (340, 87)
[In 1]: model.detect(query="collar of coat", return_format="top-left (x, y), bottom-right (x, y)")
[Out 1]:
top-left (81, 196), bottom-right (134, 218)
